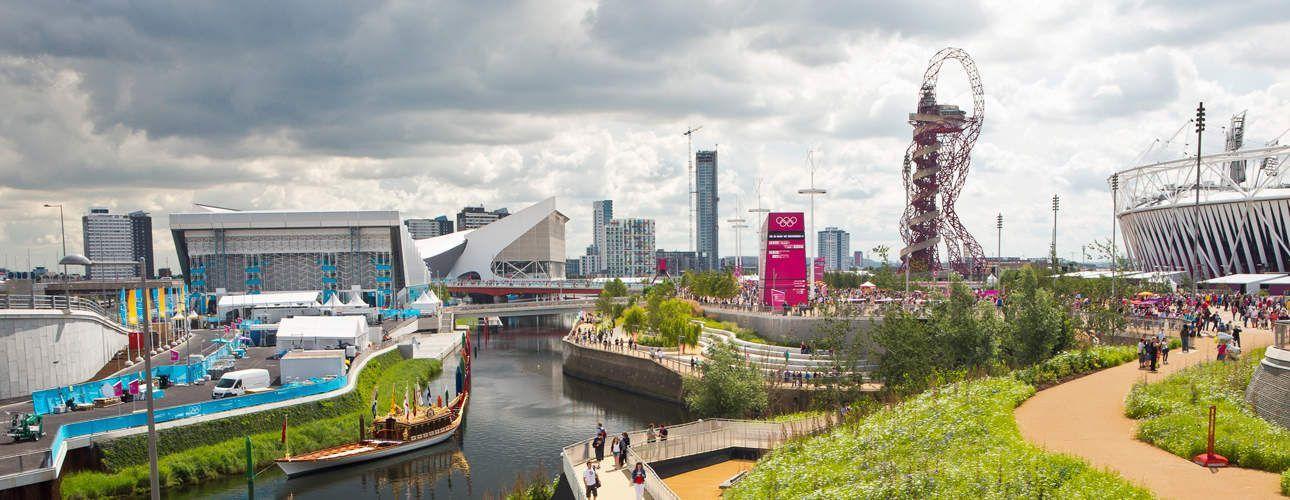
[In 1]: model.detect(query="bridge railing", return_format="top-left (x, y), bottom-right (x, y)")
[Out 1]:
top-left (448, 298), bottom-right (597, 312)
top-left (560, 416), bottom-right (832, 500)
top-left (0, 294), bottom-right (108, 317)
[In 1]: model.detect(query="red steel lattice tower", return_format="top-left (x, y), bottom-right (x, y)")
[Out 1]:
top-left (900, 47), bottom-right (987, 276)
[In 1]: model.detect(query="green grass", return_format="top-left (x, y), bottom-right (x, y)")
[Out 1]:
top-left (1124, 347), bottom-right (1290, 487)
top-left (766, 410), bottom-right (825, 423)
top-left (698, 317), bottom-right (796, 347)
top-left (61, 352), bottom-right (441, 498)
top-left (726, 377), bottom-right (1153, 499)
top-left (1011, 345), bottom-right (1138, 388)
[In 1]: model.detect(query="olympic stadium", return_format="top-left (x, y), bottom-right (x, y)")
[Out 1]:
top-left (1113, 143), bottom-right (1290, 280)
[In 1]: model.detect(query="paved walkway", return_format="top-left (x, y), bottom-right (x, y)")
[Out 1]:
top-left (1015, 328), bottom-right (1283, 499)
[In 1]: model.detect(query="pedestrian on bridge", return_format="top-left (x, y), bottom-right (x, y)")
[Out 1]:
top-left (631, 462), bottom-right (647, 499)
top-left (583, 461), bottom-right (600, 498)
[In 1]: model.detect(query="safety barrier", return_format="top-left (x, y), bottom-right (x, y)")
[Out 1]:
top-left (30, 339), bottom-right (240, 415)
top-left (0, 294), bottom-right (109, 317)
top-left (25, 375), bottom-right (345, 482)
top-left (560, 416), bottom-right (832, 500)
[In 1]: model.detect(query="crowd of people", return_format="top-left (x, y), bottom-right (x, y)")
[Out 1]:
top-left (582, 421), bottom-right (667, 499)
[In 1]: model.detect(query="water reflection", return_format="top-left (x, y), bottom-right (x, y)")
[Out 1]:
top-left (181, 326), bottom-right (686, 499)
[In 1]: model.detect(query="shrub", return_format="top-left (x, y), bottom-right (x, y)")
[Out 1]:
top-left (1012, 346), bottom-right (1137, 389)
top-left (683, 342), bottom-right (768, 418)
top-left (726, 377), bottom-right (1150, 499)
top-left (1125, 347), bottom-right (1289, 479)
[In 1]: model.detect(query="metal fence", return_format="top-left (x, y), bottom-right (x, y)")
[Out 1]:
top-left (0, 294), bottom-right (108, 317)
top-left (560, 416), bottom-right (832, 500)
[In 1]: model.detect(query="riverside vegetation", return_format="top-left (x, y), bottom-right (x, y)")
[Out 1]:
top-left (726, 266), bottom-right (1147, 497)
top-left (1124, 346), bottom-right (1290, 495)
top-left (726, 376), bottom-right (1152, 499)
top-left (62, 351), bottom-right (441, 498)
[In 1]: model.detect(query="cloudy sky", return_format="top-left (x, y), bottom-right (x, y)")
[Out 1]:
top-left (2, 0), bottom-right (1289, 272)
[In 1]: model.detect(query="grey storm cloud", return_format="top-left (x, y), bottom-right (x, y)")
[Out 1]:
top-left (0, 0), bottom-right (1287, 271)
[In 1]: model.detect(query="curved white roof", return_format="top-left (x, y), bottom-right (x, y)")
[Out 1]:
top-left (414, 197), bottom-right (563, 280)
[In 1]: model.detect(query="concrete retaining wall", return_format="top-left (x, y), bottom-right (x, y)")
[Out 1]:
top-left (1245, 346), bottom-right (1290, 429)
top-left (702, 307), bottom-right (878, 347)
top-left (0, 310), bottom-right (129, 399)
top-left (560, 340), bottom-right (684, 404)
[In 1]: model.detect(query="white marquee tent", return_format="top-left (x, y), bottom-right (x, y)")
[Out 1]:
top-left (275, 316), bottom-right (369, 351)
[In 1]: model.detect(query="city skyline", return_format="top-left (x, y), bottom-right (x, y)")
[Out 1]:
top-left (2, 2), bottom-right (1289, 272)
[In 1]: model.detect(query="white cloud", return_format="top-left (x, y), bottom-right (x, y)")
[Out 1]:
top-left (1, 0), bottom-right (1288, 271)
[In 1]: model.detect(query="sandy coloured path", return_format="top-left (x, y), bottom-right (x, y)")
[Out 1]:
top-left (1014, 329), bottom-right (1283, 499)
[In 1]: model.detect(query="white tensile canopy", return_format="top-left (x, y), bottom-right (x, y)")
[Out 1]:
top-left (410, 290), bottom-right (442, 315)
top-left (275, 316), bottom-right (368, 350)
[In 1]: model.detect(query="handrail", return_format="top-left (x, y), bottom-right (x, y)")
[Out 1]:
top-left (559, 416), bottom-right (832, 500)
top-left (0, 294), bottom-right (109, 317)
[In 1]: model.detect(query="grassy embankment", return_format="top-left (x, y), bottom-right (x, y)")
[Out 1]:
top-left (727, 346), bottom-right (1147, 499)
top-left (1124, 347), bottom-right (1290, 495)
top-left (696, 316), bottom-right (795, 347)
top-left (62, 351), bottom-right (441, 498)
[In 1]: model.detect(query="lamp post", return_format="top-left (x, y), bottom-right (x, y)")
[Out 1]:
top-left (1111, 174), bottom-right (1119, 299)
top-left (728, 195), bottom-right (748, 278)
top-left (60, 254), bottom-right (160, 500)
top-left (1051, 195), bottom-right (1060, 271)
top-left (797, 151), bottom-right (826, 301)
top-left (45, 203), bottom-right (68, 310)
top-left (1193, 102), bottom-right (1205, 289)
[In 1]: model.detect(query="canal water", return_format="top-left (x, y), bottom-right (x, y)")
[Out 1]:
top-left (178, 324), bottom-right (687, 499)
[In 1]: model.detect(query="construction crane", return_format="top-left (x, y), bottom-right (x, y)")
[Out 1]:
top-left (683, 125), bottom-right (702, 254)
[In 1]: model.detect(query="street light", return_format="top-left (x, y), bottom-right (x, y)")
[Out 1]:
top-left (1051, 194), bottom-right (1060, 271)
top-left (1111, 173), bottom-right (1119, 299)
top-left (59, 253), bottom-right (160, 500)
top-left (1193, 102), bottom-right (1205, 289)
top-left (44, 204), bottom-right (66, 279)
top-left (797, 151), bottom-right (826, 301)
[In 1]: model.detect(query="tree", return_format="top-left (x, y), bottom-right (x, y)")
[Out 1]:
top-left (683, 341), bottom-right (768, 418)
top-left (1001, 267), bottom-right (1073, 366)
top-left (811, 303), bottom-right (875, 408)
top-left (871, 245), bottom-right (890, 268)
top-left (603, 278), bottom-right (628, 297)
top-left (594, 290), bottom-right (623, 318)
top-left (618, 304), bottom-right (647, 338)
top-left (872, 278), bottom-right (1006, 393)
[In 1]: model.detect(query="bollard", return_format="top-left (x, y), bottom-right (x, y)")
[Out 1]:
top-left (245, 436), bottom-right (255, 499)
top-left (1191, 405), bottom-right (1228, 468)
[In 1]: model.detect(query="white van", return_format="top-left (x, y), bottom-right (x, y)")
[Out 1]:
top-left (211, 369), bottom-right (272, 399)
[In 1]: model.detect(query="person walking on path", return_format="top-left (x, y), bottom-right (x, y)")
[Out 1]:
top-left (610, 436), bottom-right (622, 469)
top-left (583, 461), bottom-right (600, 498)
top-left (659, 424), bottom-right (668, 441)
top-left (631, 462), bottom-right (647, 500)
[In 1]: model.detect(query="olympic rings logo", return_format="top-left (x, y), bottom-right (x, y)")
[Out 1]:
top-left (775, 216), bottom-right (799, 227)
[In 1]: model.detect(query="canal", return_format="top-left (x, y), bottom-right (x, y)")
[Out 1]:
top-left (178, 324), bottom-right (687, 498)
